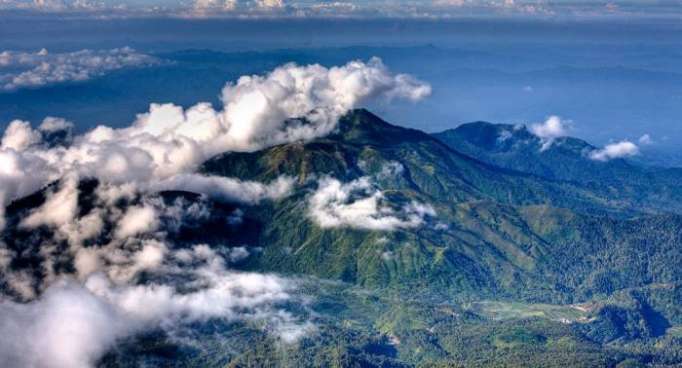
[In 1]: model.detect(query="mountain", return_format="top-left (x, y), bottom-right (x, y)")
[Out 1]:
top-left (2, 110), bottom-right (682, 367)
top-left (198, 109), bottom-right (682, 303)
top-left (433, 121), bottom-right (682, 215)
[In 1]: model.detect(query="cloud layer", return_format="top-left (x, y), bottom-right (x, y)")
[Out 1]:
top-left (0, 244), bottom-right (302, 368)
top-left (0, 177), bottom-right (310, 367)
top-left (589, 140), bottom-right (639, 161)
top-left (0, 57), bottom-right (430, 228)
top-left (0, 47), bottom-right (159, 91)
top-left (0, 58), bottom-right (428, 366)
top-left (1, 0), bottom-right (675, 19)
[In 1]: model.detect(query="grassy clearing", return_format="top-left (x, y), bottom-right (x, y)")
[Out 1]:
top-left (466, 301), bottom-right (589, 323)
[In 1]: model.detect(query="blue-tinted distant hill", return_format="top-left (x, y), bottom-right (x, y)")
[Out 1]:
top-left (433, 121), bottom-right (682, 215)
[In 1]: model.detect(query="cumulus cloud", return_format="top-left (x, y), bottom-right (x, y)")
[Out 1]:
top-left (529, 115), bottom-right (570, 151)
top-left (1, 120), bottom-right (42, 151)
top-left (12, 183), bottom-right (213, 287)
top-left (254, 0), bottom-right (283, 9)
top-left (20, 176), bottom-right (79, 229)
top-left (0, 58), bottom-right (428, 364)
top-left (0, 58), bottom-right (429, 221)
top-left (308, 176), bottom-right (435, 231)
top-left (0, 247), bottom-right (303, 368)
top-left (1, 177), bottom-right (310, 366)
top-left (589, 140), bottom-right (639, 161)
top-left (39, 116), bottom-right (74, 133)
top-left (114, 205), bottom-right (159, 239)
top-left (0, 47), bottom-right (159, 91)
top-left (218, 57), bottom-right (430, 150)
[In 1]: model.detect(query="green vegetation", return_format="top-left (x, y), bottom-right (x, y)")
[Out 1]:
top-left (4, 109), bottom-right (682, 366)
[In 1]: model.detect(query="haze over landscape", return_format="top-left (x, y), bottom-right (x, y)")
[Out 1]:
top-left (1, 1), bottom-right (682, 367)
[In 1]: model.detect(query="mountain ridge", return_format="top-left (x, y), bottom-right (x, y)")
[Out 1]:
top-left (3, 109), bottom-right (682, 367)
top-left (433, 119), bottom-right (682, 215)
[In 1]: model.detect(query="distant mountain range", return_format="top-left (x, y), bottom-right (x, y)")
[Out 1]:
top-left (434, 120), bottom-right (682, 215)
top-left (3, 109), bottom-right (682, 367)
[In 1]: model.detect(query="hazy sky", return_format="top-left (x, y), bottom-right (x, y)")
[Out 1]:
top-left (1, 10), bottom-right (681, 162)
top-left (1, 0), bottom-right (682, 19)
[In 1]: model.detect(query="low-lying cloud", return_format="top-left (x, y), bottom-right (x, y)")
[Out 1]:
top-left (0, 58), bottom-right (429, 366)
top-left (0, 47), bottom-right (159, 91)
top-left (0, 245), bottom-right (303, 368)
top-left (150, 174), bottom-right (295, 205)
top-left (308, 176), bottom-right (435, 231)
top-left (529, 115), bottom-right (570, 151)
top-left (589, 140), bottom-right (639, 161)
top-left (0, 177), bottom-right (310, 367)
top-left (0, 57), bottom-right (430, 228)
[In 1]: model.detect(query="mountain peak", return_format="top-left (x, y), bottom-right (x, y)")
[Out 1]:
top-left (446, 121), bottom-right (534, 151)
top-left (331, 108), bottom-right (432, 146)
top-left (432, 120), bottom-right (651, 185)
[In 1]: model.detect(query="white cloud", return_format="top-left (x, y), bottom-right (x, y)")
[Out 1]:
top-left (0, 57), bottom-right (429, 228)
top-left (228, 246), bottom-right (250, 262)
top-left (433, 0), bottom-right (466, 6)
top-left (0, 57), bottom-right (429, 365)
top-left (218, 57), bottom-right (430, 151)
top-left (1, 120), bottom-right (42, 151)
top-left (638, 133), bottom-right (653, 145)
top-left (0, 148), bottom-right (54, 221)
top-left (0, 282), bottom-right (131, 368)
top-left (589, 140), bottom-right (639, 161)
top-left (308, 1), bottom-right (356, 14)
top-left (0, 47), bottom-right (159, 91)
top-left (114, 205), bottom-right (159, 239)
top-left (3, 0), bottom-right (104, 11)
top-left (20, 176), bottom-right (79, 229)
top-left (378, 161), bottom-right (404, 178)
top-left (0, 248), bottom-right (302, 368)
top-left (150, 174), bottom-right (294, 204)
top-left (308, 176), bottom-right (435, 231)
top-left (1, 178), bottom-right (310, 366)
top-left (132, 241), bottom-right (167, 270)
top-left (191, 0), bottom-right (283, 14)
top-left (39, 116), bottom-right (74, 133)
top-left (254, 0), bottom-right (283, 9)
top-left (529, 115), bottom-right (569, 151)
top-left (193, 0), bottom-right (237, 11)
